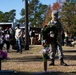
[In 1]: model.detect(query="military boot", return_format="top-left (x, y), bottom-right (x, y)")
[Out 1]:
top-left (60, 58), bottom-right (67, 66)
top-left (49, 59), bottom-right (55, 66)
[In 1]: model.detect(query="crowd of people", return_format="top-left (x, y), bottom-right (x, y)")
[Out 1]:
top-left (0, 24), bottom-right (25, 53)
top-left (0, 24), bottom-right (41, 54)
top-left (0, 23), bottom-right (75, 54)
top-left (0, 27), bottom-right (14, 52)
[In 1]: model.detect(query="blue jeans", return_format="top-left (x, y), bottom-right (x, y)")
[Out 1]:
top-left (16, 38), bottom-right (22, 53)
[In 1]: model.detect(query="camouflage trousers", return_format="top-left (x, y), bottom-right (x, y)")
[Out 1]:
top-left (48, 42), bottom-right (64, 60)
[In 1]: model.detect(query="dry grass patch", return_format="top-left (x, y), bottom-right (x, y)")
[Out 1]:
top-left (1, 45), bottom-right (76, 73)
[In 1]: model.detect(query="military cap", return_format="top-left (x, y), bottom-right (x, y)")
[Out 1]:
top-left (51, 10), bottom-right (59, 18)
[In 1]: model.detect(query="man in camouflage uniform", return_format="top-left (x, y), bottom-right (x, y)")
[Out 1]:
top-left (47, 10), bottom-right (67, 66)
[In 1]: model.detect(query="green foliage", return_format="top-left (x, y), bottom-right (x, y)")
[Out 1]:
top-left (0, 9), bottom-right (16, 22)
top-left (42, 23), bottom-right (58, 45)
top-left (42, 25), bottom-right (51, 39)
top-left (18, 0), bottom-right (48, 27)
top-left (60, 0), bottom-right (76, 35)
top-left (0, 11), bottom-right (4, 22)
top-left (42, 54), bottom-right (49, 61)
top-left (44, 5), bottom-right (52, 24)
top-left (42, 24), bottom-right (58, 38)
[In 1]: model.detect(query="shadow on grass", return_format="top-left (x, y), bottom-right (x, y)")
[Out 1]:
top-left (64, 55), bottom-right (76, 60)
top-left (11, 45), bottom-right (34, 52)
top-left (63, 50), bottom-right (76, 53)
top-left (6, 52), bottom-right (76, 62)
top-left (0, 71), bottom-right (76, 75)
top-left (7, 55), bottom-right (43, 62)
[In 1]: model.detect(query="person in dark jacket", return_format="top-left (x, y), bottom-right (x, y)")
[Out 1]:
top-left (47, 10), bottom-right (67, 66)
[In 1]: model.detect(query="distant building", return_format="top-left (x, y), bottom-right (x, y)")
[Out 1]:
top-left (0, 22), bottom-right (41, 33)
top-left (0, 22), bottom-right (25, 29)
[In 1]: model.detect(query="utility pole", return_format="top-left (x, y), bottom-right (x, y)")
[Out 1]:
top-left (25, 0), bottom-right (29, 50)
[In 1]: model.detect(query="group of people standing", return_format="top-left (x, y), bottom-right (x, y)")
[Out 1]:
top-left (0, 24), bottom-right (22, 54)
top-left (0, 27), bottom-right (13, 52)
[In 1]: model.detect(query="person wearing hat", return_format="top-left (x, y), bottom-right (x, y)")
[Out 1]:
top-left (15, 24), bottom-right (22, 53)
top-left (47, 10), bottom-right (67, 66)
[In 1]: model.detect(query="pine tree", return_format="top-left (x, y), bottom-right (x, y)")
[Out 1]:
top-left (42, 5), bottom-right (52, 27)
top-left (18, 0), bottom-right (48, 27)
top-left (52, 2), bottom-right (61, 10)
top-left (60, 0), bottom-right (76, 35)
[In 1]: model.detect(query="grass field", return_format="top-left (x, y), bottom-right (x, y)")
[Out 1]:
top-left (0, 45), bottom-right (76, 75)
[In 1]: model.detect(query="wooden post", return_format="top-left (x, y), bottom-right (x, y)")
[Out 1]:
top-left (44, 60), bottom-right (47, 71)
top-left (0, 59), bottom-right (1, 70)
